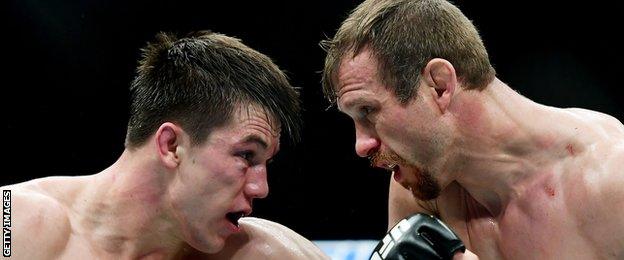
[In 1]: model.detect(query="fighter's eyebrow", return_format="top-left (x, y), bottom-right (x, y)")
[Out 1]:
top-left (338, 96), bottom-right (367, 113)
top-left (241, 134), bottom-right (281, 160)
top-left (336, 83), bottom-right (367, 112)
top-left (241, 134), bottom-right (268, 150)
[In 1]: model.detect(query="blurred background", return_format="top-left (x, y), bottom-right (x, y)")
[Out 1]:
top-left (2, 0), bottom-right (623, 259)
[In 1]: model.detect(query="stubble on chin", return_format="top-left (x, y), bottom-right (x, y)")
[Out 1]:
top-left (410, 168), bottom-right (441, 201)
top-left (371, 149), bottom-right (441, 201)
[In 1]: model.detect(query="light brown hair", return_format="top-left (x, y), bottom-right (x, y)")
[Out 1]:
top-left (322, 0), bottom-right (496, 104)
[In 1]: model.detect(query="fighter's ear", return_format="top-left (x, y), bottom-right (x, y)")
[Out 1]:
top-left (155, 122), bottom-right (184, 169)
top-left (422, 58), bottom-right (457, 113)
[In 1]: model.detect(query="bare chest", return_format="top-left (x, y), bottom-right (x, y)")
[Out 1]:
top-left (439, 182), bottom-right (599, 259)
top-left (492, 188), bottom-right (593, 259)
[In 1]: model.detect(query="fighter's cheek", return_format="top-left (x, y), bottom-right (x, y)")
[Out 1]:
top-left (378, 119), bottom-right (415, 145)
top-left (376, 127), bottom-right (406, 151)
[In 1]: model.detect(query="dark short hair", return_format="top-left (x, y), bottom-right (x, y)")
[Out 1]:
top-left (126, 31), bottom-right (300, 148)
top-left (322, 0), bottom-right (496, 104)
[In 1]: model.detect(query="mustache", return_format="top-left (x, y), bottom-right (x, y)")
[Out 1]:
top-left (369, 150), bottom-right (409, 168)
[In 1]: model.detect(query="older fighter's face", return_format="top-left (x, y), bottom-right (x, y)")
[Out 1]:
top-left (168, 104), bottom-right (280, 253)
top-left (336, 48), bottom-right (448, 201)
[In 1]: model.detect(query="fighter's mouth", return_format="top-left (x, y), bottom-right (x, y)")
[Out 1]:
top-left (226, 211), bottom-right (246, 227)
top-left (378, 163), bottom-right (398, 172)
top-left (390, 164), bottom-right (403, 182)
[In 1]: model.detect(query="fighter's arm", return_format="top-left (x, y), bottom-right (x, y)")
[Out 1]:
top-left (205, 217), bottom-right (329, 260)
top-left (4, 186), bottom-right (71, 259)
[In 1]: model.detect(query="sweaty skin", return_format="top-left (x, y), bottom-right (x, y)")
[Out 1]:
top-left (2, 106), bottom-right (326, 259)
top-left (338, 48), bottom-right (624, 259)
top-left (205, 217), bottom-right (329, 260)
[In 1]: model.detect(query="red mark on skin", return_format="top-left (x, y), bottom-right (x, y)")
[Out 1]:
top-left (545, 186), bottom-right (555, 197)
top-left (454, 98), bottom-right (485, 134)
top-left (566, 144), bottom-right (575, 156)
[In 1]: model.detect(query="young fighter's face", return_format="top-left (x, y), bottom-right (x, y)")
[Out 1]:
top-left (168, 105), bottom-right (280, 253)
top-left (336, 47), bottom-right (449, 201)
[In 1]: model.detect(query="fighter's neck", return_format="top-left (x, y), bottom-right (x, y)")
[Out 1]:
top-left (447, 78), bottom-right (583, 217)
top-left (74, 149), bottom-right (186, 259)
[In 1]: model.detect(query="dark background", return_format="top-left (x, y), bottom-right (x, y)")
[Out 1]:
top-left (2, 0), bottom-right (623, 240)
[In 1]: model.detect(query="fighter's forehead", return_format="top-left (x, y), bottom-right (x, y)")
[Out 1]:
top-left (335, 48), bottom-right (379, 109)
top-left (233, 104), bottom-right (281, 138)
top-left (336, 50), bottom-right (378, 95)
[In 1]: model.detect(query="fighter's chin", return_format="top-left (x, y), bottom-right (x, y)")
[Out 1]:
top-left (400, 165), bottom-right (441, 201)
top-left (185, 233), bottom-right (225, 254)
top-left (184, 225), bottom-right (232, 254)
top-left (410, 184), bottom-right (441, 201)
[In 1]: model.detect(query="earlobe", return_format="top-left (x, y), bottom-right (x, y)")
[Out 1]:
top-left (156, 122), bottom-right (182, 169)
top-left (422, 58), bottom-right (458, 113)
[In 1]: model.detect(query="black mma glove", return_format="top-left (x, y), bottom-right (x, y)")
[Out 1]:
top-left (370, 213), bottom-right (465, 260)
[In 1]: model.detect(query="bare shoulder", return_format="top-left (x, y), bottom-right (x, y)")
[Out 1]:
top-left (566, 108), bottom-right (624, 137)
top-left (594, 141), bottom-right (624, 215)
top-left (571, 108), bottom-right (624, 207)
top-left (565, 108), bottom-right (624, 197)
top-left (2, 180), bottom-right (72, 259)
top-left (205, 217), bottom-right (328, 260)
top-left (556, 109), bottom-right (624, 257)
top-left (564, 138), bottom-right (624, 257)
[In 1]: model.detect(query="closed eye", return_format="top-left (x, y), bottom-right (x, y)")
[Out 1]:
top-left (237, 151), bottom-right (256, 164)
top-left (359, 105), bottom-right (376, 118)
top-left (267, 157), bottom-right (274, 165)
